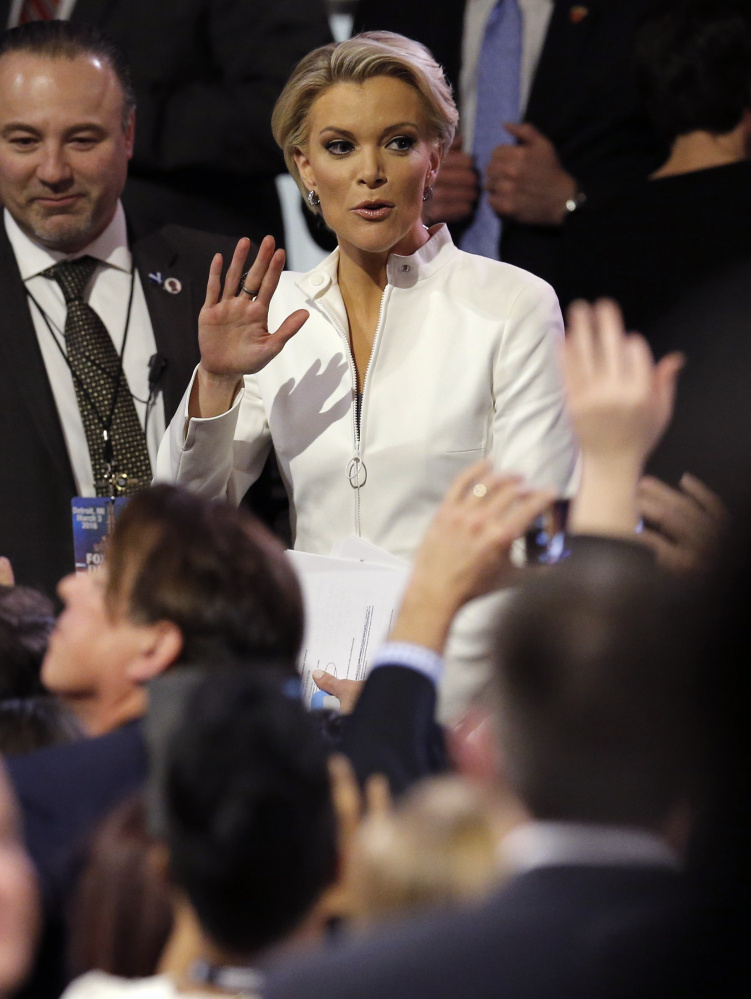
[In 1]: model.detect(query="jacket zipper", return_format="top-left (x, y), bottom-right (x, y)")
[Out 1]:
top-left (317, 286), bottom-right (390, 537)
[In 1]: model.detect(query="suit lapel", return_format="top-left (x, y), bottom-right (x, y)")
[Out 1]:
top-left (131, 228), bottom-right (200, 422)
top-left (0, 223), bottom-right (76, 487)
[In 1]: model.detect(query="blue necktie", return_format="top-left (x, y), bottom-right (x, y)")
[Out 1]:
top-left (460, 0), bottom-right (522, 259)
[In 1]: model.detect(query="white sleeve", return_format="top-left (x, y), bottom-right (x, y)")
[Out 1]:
top-left (491, 277), bottom-right (580, 496)
top-left (154, 366), bottom-right (272, 506)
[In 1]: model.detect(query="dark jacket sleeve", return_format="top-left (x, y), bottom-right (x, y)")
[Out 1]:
top-left (337, 664), bottom-right (447, 796)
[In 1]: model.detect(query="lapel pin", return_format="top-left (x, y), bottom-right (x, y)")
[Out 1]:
top-left (569, 5), bottom-right (589, 23)
top-left (148, 271), bottom-right (163, 285)
top-left (163, 276), bottom-right (182, 295)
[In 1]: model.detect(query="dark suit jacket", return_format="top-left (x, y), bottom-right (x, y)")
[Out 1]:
top-left (5, 719), bottom-right (147, 909)
top-left (4, 720), bottom-right (146, 999)
top-left (1, 0), bottom-right (333, 245)
top-left (338, 664), bottom-right (447, 795)
top-left (266, 864), bottom-right (717, 999)
top-left (354, 0), bottom-right (663, 291)
top-left (0, 218), bottom-right (241, 597)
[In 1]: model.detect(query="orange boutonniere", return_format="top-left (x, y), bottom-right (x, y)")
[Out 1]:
top-left (569, 5), bottom-right (589, 24)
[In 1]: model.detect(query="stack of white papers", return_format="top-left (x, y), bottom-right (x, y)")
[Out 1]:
top-left (287, 537), bottom-right (410, 709)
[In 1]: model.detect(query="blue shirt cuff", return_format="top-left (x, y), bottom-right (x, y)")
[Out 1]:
top-left (370, 642), bottom-right (444, 687)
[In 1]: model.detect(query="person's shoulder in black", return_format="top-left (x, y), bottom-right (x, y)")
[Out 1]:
top-left (561, 161), bottom-right (751, 335)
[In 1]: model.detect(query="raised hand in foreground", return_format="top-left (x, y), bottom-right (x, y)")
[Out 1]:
top-left (390, 460), bottom-right (555, 654)
top-left (189, 235), bottom-right (309, 418)
top-left (563, 299), bottom-right (684, 538)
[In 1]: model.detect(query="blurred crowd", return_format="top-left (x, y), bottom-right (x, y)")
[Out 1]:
top-left (2, 1), bottom-right (751, 998)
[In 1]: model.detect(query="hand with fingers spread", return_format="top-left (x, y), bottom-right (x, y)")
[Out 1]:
top-left (637, 473), bottom-right (728, 575)
top-left (563, 299), bottom-right (684, 537)
top-left (485, 123), bottom-right (577, 226)
top-left (190, 235), bottom-right (309, 418)
top-left (391, 460), bottom-right (555, 654)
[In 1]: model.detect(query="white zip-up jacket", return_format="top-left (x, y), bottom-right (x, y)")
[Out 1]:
top-left (157, 225), bottom-right (578, 562)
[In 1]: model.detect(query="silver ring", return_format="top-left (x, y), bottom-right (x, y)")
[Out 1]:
top-left (241, 286), bottom-right (258, 299)
top-left (472, 483), bottom-right (488, 499)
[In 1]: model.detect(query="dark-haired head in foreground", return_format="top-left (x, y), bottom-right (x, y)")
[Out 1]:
top-left (494, 547), bottom-right (702, 833)
top-left (165, 669), bottom-right (337, 963)
top-left (41, 484), bottom-right (303, 736)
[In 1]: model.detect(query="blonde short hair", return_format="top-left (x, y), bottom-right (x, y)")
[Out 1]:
top-left (347, 776), bottom-right (500, 926)
top-left (271, 31), bottom-right (458, 213)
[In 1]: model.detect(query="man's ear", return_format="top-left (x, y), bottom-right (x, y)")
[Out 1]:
top-left (124, 108), bottom-right (136, 159)
top-left (126, 620), bottom-right (183, 683)
top-left (294, 147), bottom-right (316, 192)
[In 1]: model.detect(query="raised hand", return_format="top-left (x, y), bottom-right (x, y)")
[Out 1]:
top-left (391, 460), bottom-right (555, 653)
top-left (190, 235), bottom-right (309, 418)
top-left (564, 299), bottom-right (684, 467)
top-left (563, 299), bottom-right (684, 537)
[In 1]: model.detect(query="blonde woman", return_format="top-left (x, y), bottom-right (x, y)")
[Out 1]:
top-left (157, 33), bottom-right (578, 714)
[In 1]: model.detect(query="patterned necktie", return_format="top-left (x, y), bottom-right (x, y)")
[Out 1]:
top-left (19, 0), bottom-right (62, 22)
top-left (43, 256), bottom-right (152, 497)
top-left (460, 0), bottom-right (522, 259)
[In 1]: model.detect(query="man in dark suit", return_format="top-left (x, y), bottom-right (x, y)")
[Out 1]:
top-left (354, 0), bottom-right (663, 292)
top-left (0, 20), bottom-right (250, 597)
top-left (2, 0), bottom-right (333, 247)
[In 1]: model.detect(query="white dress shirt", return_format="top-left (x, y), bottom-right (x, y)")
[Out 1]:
top-left (501, 821), bottom-right (682, 875)
top-left (6, 0), bottom-right (77, 25)
top-left (5, 204), bottom-right (165, 495)
top-left (460, 0), bottom-right (555, 149)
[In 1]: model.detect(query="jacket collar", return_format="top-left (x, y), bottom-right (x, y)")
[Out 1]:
top-left (295, 223), bottom-right (458, 301)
